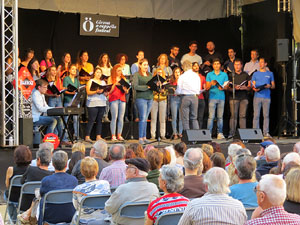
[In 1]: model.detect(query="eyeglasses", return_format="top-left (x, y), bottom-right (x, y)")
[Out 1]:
top-left (253, 186), bottom-right (264, 194)
top-left (126, 165), bottom-right (137, 170)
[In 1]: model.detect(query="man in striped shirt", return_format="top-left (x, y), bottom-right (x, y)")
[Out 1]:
top-left (178, 167), bottom-right (247, 225)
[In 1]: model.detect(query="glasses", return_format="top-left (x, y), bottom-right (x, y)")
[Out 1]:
top-left (126, 165), bottom-right (137, 170)
top-left (253, 186), bottom-right (264, 194)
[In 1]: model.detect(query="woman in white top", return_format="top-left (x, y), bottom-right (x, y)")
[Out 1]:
top-left (85, 66), bottom-right (107, 142)
top-left (98, 53), bottom-right (112, 76)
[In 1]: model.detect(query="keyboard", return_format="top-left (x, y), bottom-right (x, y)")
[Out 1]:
top-left (47, 107), bottom-right (84, 116)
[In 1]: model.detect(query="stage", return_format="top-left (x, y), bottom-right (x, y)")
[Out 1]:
top-left (0, 136), bottom-right (298, 204)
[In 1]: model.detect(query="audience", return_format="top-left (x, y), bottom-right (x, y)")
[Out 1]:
top-left (179, 148), bottom-right (206, 198)
top-left (210, 152), bottom-right (226, 169)
top-left (225, 143), bottom-right (242, 169)
top-left (284, 167), bottom-right (300, 215)
top-left (255, 140), bottom-right (273, 167)
top-left (179, 167), bottom-right (247, 224)
top-left (127, 143), bottom-right (145, 158)
top-left (201, 143), bottom-right (214, 157)
top-left (293, 141), bottom-right (300, 154)
top-left (256, 144), bottom-right (280, 176)
top-left (159, 148), bottom-right (171, 166)
top-left (174, 142), bottom-right (187, 167)
top-left (202, 151), bottom-right (212, 173)
top-left (66, 151), bottom-right (84, 174)
top-left (72, 157), bottom-right (111, 224)
top-left (246, 174), bottom-right (300, 224)
top-left (145, 165), bottom-right (189, 225)
top-left (99, 144), bottom-right (127, 188)
top-left (72, 140), bottom-right (109, 184)
top-left (229, 154), bottom-right (258, 207)
top-left (105, 158), bottom-right (159, 225)
top-left (38, 151), bottom-right (78, 225)
top-left (146, 148), bottom-right (163, 189)
top-left (281, 152), bottom-right (300, 175)
top-left (31, 142), bottom-right (54, 171)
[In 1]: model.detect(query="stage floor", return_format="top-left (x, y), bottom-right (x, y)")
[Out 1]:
top-left (0, 137), bottom-right (298, 203)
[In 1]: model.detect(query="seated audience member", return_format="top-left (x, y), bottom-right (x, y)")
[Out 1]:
top-left (71, 142), bottom-right (86, 155)
top-left (293, 141), bottom-right (300, 154)
top-left (179, 148), bottom-right (206, 198)
top-left (72, 140), bottom-right (109, 184)
top-left (38, 151), bottom-right (78, 225)
top-left (281, 152), bottom-right (300, 175)
top-left (144, 144), bottom-right (155, 156)
top-left (202, 152), bottom-right (212, 173)
top-left (31, 142), bottom-right (54, 171)
top-left (269, 152), bottom-right (288, 175)
top-left (72, 157), bottom-right (111, 223)
top-left (99, 144), bottom-right (126, 188)
top-left (18, 148), bottom-right (53, 223)
top-left (209, 141), bottom-right (223, 153)
top-left (179, 167), bottom-right (247, 225)
top-left (256, 144), bottom-right (280, 176)
top-left (164, 145), bottom-right (177, 166)
top-left (32, 79), bottom-right (63, 144)
top-left (127, 143), bottom-right (145, 158)
top-left (229, 155), bottom-right (258, 208)
top-left (145, 165), bottom-right (189, 225)
top-left (284, 168), bottom-right (300, 215)
top-left (159, 148), bottom-right (171, 166)
top-left (174, 142), bottom-right (187, 167)
top-left (210, 152), bottom-right (226, 169)
top-left (201, 144), bottom-right (214, 157)
top-left (225, 143), bottom-right (242, 169)
top-left (105, 158), bottom-right (159, 225)
top-left (246, 174), bottom-right (300, 224)
top-left (146, 149), bottom-right (163, 189)
top-left (255, 141), bottom-right (273, 167)
top-left (5, 146), bottom-right (32, 221)
top-left (66, 151), bottom-right (84, 174)
top-left (125, 149), bottom-right (136, 159)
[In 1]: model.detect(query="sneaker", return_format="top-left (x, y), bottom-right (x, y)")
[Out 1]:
top-left (264, 133), bottom-right (272, 138)
top-left (161, 136), bottom-right (167, 140)
top-left (227, 134), bottom-right (233, 139)
top-left (144, 139), bottom-right (151, 144)
top-left (217, 133), bottom-right (225, 140)
top-left (117, 136), bottom-right (125, 141)
top-left (103, 117), bottom-right (110, 123)
top-left (139, 139), bottom-right (145, 145)
top-left (173, 134), bottom-right (178, 140)
top-left (111, 136), bottom-right (117, 141)
top-left (135, 118), bottom-right (140, 122)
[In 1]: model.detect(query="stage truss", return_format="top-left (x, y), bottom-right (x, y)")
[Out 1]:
top-left (1, 0), bottom-right (19, 147)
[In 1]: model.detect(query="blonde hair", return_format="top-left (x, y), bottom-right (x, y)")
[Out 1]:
top-left (80, 157), bottom-right (99, 179)
top-left (202, 144), bottom-right (214, 157)
top-left (157, 53), bottom-right (169, 67)
top-left (72, 142), bottom-right (86, 155)
top-left (286, 167), bottom-right (300, 203)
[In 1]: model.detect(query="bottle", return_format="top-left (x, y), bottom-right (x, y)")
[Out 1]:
top-left (9, 136), bottom-right (13, 146)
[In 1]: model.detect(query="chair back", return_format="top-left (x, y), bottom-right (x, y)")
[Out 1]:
top-left (110, 187), bottom-right (117, 193)
top-left (75, 194), bottom-right (111, 225)
top-left (245, 208), bottom-right (256, 220)
top-left (119, 201), bottom-right (149, 219)
top-left (17, 181), bottom-right (41, 213)
top-left (41, 189), bottom-right (74, 224)
top-left (155, 211), bottom-right (184, 225)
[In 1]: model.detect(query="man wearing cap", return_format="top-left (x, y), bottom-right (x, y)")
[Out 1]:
top-left (256, 144), bottom-right (280, 176)
top-left (105, 158), bottom-right (160, 225)
top-left (255, 141), bottom-right (273, 168)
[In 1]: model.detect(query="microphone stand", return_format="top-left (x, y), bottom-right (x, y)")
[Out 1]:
top-left (231, 70), bottom-right (236, 138)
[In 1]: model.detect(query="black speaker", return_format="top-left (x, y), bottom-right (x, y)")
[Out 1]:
top-left (19, 118), bottom-right (33, 148)
top-left (182, 129), bottom-right (212, 144)
top-left (276, 39), bottom-right (289, 62)
top-left (238, 129), bottom-right (263, 143)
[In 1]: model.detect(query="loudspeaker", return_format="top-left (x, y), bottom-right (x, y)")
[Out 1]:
top-left (276, 39), bottom-right (289, 62)
top-left (19, 118), bottom-right (33, 148)
top-left (238, 129), bottom-right (263, 143)
top-left (182, 129), bottom-right (212, 144)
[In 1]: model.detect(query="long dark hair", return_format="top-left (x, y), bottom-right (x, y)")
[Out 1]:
top-left (60, 52), bottom-right (71, 71)
top-left (76, 50), bottom-right (88, 67)
top-left (27, 57), bottom-right (40, 77)
top-left (43, 49), bottom-right (55, 67)
top-left (68, 151), bottom-right (84, 173)
top-left (98, 53), bottom-right (112, 68)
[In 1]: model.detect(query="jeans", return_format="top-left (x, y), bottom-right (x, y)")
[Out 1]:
top-left (253, 97), bottom-right (270, 134)
top-left (85, 107), bottom-right (105, 136)
top-left (3, 192), bottom-right (18, 222)
top-left (33, 116), bottom-right (63, 144)
top-left (104, 99), bottom-right (110, 118)
top-left (150, 100), bottom-right (167, 138)
top-left (229, 99), bottom-right (248, 135)
top-left (207, 99), bottom-right (225, 134)
top-left (48, 96), bottom-right (63, 107)
top-left (170, 96), bottom-right (183, 135)
top-left (180, 95), bottom-right (199, 130)
top-left (63, 102), bottom-right (78, 141)
top-left (198, 99), bottom-right (206, 129)
top-left (110, 100), bottom-right (126, 135)
top-left (136, 98), bottom-right (153, 138)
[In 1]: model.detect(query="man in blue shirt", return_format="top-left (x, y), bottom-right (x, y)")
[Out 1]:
top-left (251, 58), bottom-right (275, 137)
top-left (206, 58), bottom-right (229, 139)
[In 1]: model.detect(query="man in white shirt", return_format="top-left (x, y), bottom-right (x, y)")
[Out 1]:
top-left (32, 79), bottom-right (63, 143)
top-left (244, 49), bottom-right (260, 75)
top-left (177, 63), bottom-right (201, 130)
top-left (181, 41), bottom-right (203, 66)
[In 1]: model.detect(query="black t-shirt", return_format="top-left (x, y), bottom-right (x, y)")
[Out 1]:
top-left (202, 51), bottom-right (224, 75)
top-left (228, 71), bottom-right (250, 100)
top-left (284, 200), bottom-right (300, 215)
top-left (168, 55), bottom-right (181, 70)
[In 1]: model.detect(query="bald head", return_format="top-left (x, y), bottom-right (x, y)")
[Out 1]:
top-left (183, 148), bottom-right (203, 173)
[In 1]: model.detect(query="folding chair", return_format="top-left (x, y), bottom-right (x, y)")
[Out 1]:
top-left (119, 201), bottom-right (149, 222)
top-left (17, 181), bottom-right (41, 214)
top-left (41, 189), bottom-right (75, 225)
top-left (155, 211), bottom-right (184, 225)
top-left (75, 194), bottom-right (111, 225)
top-left (110, 187), bottom-right (116, 193)
top-left (4, 175), bottom-right (23, 225)
top-left (245, 207), bottom-right (256, 220)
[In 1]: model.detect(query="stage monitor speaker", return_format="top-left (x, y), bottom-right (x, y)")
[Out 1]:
top-left (182, 129), bottom-right (212, 144)
top-left (19, 118), bottom-right (33, 148)
top-left (238, 129), bottom-right (263, 143)
top-left (276, 39), bottom-right (289, 62)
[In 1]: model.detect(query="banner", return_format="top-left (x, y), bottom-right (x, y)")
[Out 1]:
top-left (80, 14), bottom-right (120, 37)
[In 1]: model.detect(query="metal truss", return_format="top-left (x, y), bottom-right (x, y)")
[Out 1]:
top-left (1, 0), bottom-right (19, 147)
